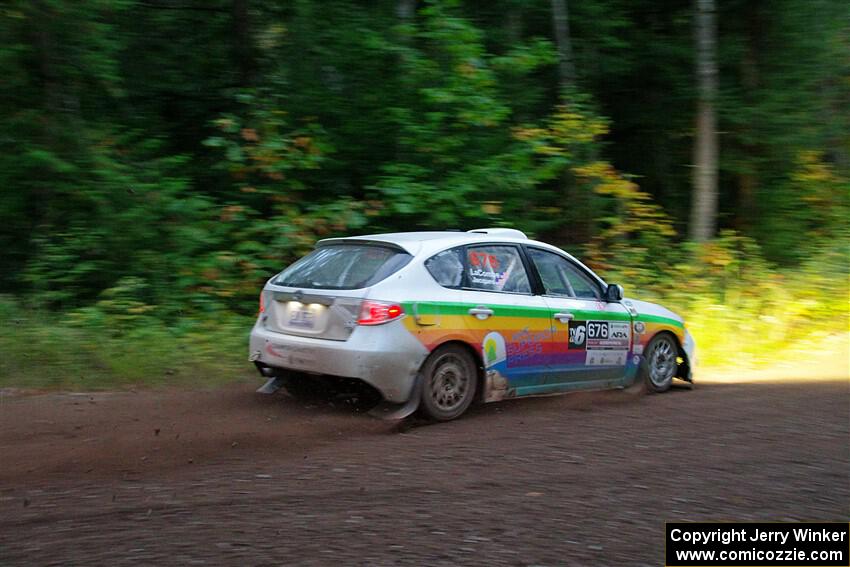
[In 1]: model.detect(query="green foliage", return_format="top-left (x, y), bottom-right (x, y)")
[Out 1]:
top-left (0, 296), bottom-right (251, 389)
top-left (598, 232), bottom-right (850, 369)
top-left (371, 2), bottom-right (541, 227)
top-left (19, 137), bottom-right (217, 313)
top-left (200, 92), bottom-right (369, 308)
top-left (0, 0), bottom-right (847, 388)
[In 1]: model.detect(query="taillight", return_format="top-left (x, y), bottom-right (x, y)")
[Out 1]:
top-left (357, 300), bottom-right (405, 326)
top-left (258, 291), bottom-right (266, 315)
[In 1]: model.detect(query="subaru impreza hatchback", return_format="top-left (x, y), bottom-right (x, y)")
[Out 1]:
top-left (250, 229), bottom-right (695, 421)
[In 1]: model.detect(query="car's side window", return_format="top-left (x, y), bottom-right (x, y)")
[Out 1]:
top-left (527, 248), bottom-right (574, 297)
top-left (527, 248), bottom-right (602, 299)
top-left (425, 247), bottom-right (464, 288)
top-left (464, 245), bottom-right (531, 294)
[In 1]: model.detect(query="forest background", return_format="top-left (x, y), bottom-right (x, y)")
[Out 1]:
top-left (1, 0), bottom-right (847, 387)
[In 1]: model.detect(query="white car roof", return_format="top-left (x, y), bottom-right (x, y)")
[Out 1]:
top-left (316, 229), bottom-right (608, 288)
top-left (318, 229), bottom-right (574, 259)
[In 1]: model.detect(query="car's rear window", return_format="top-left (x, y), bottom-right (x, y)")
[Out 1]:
top-left (425, 244), bottom-right (532, 294)
top-left (273, 244), bottom-right (412, 290)
top-left (425, 248), bottom-right (464, 288)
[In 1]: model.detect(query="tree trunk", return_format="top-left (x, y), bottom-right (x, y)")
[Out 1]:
top-left (735, 15), bottom-right (761, 232)
top-left (549, 0), bottom-right (588, 242)
top-left (736, 1), bottom-right (760, 231)
top-left (689, 0), bottom-right (719, 242)
top-left (550, 0), bottom-right (575, 93)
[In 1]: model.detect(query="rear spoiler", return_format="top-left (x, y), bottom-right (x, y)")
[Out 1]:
top-left (315, 237), bottom-right (417, 254)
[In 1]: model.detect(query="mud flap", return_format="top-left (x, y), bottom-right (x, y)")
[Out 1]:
top-left (368, 373), bottom-right (423, 421)
top-left (677, 355), bottom-right (694, 383)
top-left (256, 376), bottom-right (286, 394)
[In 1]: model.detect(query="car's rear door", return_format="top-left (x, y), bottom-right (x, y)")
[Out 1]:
top-left (455, 244), bottom-right (552, 399)
top-left (525, 247), bottom-right (633, 390)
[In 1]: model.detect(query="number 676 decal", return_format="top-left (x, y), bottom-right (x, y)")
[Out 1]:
top-left (587, 321), bottom-right (609, 339)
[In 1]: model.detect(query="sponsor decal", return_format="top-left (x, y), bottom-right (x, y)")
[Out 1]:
top-left (568, 320), bottom-right (587, 349)
top-left (609, 321), bottom-right (630, 341)
top-left (468, 251), bottom-right (510, 287)
top-left (586, 350), bottom-right (628, 366)
top-left (587, 321), bottom-right (630, 351)
top-left (633, 321), bottom-right (646, 334)
top-left (568, 320), bottom-right (632, 365)
top-left (266, 343), bottom-right (316, 367)
top-left (265, 343), bottom-right (286, 359)
top-left (507, 328), bottom-right (547, 366)
top-left (469, 268), bottom-right (507, 286)
top-left (482, 332), bottom-right (507, 369)
top-left (569, 320), bottom-right (631, 353)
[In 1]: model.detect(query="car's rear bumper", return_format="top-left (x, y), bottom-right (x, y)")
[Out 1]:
top-left (248, 318), bottom-right (429, 403)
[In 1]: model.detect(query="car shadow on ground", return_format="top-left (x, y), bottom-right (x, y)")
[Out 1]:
top-left (260, 376), bottom-right (703, 433)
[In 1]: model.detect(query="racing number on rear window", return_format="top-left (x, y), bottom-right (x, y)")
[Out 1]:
top-left (465, 246), bottom-right (531, 294)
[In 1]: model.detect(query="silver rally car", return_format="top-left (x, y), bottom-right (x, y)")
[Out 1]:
top-left (250, 229), bottom-right (695, 421)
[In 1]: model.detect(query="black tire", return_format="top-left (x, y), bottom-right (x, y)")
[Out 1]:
top-left (418, 345), bottom-right (478, 422)
top-left (641, 333), bottom-right (679, 393)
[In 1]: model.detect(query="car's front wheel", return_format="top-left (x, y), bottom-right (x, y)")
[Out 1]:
top-left (642, 333), bottom-right (679, 392)
top-left (419, 345), bottom-right (478, 421)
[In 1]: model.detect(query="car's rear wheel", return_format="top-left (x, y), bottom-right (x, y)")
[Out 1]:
top-left (642, 333), bottom-right (678, 392)
top-left (419, 345), bottom-right (478, 421)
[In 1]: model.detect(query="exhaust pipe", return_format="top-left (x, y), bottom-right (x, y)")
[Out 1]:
top-left (254, 362), bottom-right (285, 394)
top-left (256, 376), bottom-right (286, 394)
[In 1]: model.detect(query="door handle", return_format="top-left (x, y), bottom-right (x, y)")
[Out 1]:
top-left (468, 306), bottom-right (494, 320)
top-left (554, 312), bottom-right (574, 323)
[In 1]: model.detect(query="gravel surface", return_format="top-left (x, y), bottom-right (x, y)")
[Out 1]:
top-left (1, 375), bottom-right (847, 565)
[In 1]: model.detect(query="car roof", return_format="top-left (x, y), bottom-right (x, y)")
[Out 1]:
top-left (316, 229), bottom-right (608, 287)
top-left (318, 229), bottom-right (569, 257)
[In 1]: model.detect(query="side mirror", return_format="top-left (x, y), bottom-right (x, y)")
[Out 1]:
top-left (605, 283), bottom-right (624, 302)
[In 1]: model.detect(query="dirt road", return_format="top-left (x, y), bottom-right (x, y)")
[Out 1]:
top-left (1, 375), bottom-right (847, 565)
